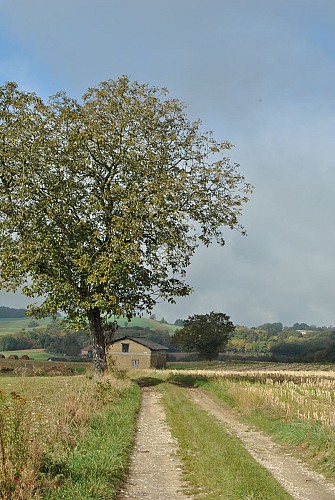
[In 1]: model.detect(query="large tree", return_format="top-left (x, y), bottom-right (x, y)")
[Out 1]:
top-left (0, 77), bottom-right (251, 376)
top-left (174, 312), bottom-right (235, 361)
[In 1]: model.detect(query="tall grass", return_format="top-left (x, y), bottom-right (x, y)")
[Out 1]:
top-left (0, 372), bottom-right (141, 499)
top-left (0, 390), bottom-right (41, 498)
top-left (206, 377), bottom-right (335, 475)
top-left (45, 381), bottom-right (141, 499)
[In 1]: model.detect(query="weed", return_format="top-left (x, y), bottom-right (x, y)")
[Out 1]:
top-left (0, 390), bottom-right (41, 498)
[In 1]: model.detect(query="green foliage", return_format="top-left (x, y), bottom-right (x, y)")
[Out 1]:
top-left (291, 322), bottom-right (315, 330)
top-left (0, 323), bottom-right (89, 356)
top-left (0, 333), bottom-right (34, 351)
top-left (227, 324), bottom-right (335, 362)
top-left (0, 78), bottom-right (251, 374)
top-left (256, 322), bottom-right (283, 334)
top-left (270, 330), bottom-right (335, 362)
top-left (47, 384), bottom-right (141, 499)
top-left (46, 332), bottom-right (82, 356)
top-left (174, 311), bottom-right (235, 361)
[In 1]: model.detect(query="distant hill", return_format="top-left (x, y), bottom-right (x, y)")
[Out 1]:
top-left (0, 317), bottom-right (54, 335)
top-left (115, 316), bottom-right (180, 334)
top-left (0, 312), bottom-right (181, 336)
top-left (0, 306), bottom-right (27, 318)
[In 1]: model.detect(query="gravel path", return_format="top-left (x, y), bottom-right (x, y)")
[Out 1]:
top-left (118, 385), bottom-right (335, 499)
top-left (118, 387), bottom-right (192, 499)
top-left (188, 388), bottom-right (335, 500)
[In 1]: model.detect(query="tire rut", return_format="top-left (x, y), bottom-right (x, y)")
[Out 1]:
top-left (188, 388), bottom-right (335, 500)
top-left (118, 387), bottom-right (193, 499)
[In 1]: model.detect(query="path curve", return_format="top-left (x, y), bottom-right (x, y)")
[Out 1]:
top-left (188, 388), bottom-right (335, 500)
top-left (118, 387), bottom-right (192, 499)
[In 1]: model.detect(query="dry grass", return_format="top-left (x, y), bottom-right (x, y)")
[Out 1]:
top-left (162, 364), bottom-right (335, 477)
top-left (164, 367), bottom-right (335, 424)
top-left (0, 372), bottom-right (132, 498)
top-left (0, 358), bottom-right (88, 376)
top-left (165, 366), bottom-right (335, 384)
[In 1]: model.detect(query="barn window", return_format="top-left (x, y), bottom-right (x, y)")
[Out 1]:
top-left (132, 359), bottom-right (139, 368)
top-left (122, 343), bottom-right (129, 353)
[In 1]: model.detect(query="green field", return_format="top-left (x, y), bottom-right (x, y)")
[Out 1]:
top-left (0, 315), bottom-right (179, 335)
top-left (113, 315), bottom-right (180, 333)
top-left (0, 316), bottom-right (54, 334)
top-left (0, 348), bottom-right (51, 360)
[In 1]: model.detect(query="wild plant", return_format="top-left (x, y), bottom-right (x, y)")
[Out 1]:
top-left (0, 372), bottom-right (134, 497)
top-left (0, 390), bottom-right (40, 499)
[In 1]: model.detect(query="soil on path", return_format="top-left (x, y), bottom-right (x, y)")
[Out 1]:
top-left (188, 388), bottom-right (335, 500)
top-left (118, 387), bottom-right (193, 500)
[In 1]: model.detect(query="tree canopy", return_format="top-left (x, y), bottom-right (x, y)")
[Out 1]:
top-left (256, 322), bottom-right (283, 335)
top-left (0, 77), bottom-right (251, 375)
top-left (174, 312), bottom-right (235, 361)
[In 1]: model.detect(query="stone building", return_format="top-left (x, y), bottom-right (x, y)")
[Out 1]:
top-left (107, 336), bottom-right (168, 369)
top-left (81, 345), bottom-right (93, 358)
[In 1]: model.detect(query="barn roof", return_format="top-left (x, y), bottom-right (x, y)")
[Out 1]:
top-left (111, 336), bottom-right (168, 351)
top-left (82, 345), bottom-right (93, 351)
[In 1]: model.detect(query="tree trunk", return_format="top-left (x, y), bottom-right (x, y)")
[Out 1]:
top-left (87, 307), bottom-right (107, 379)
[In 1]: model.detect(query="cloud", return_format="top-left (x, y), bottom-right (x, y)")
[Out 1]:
top-left (1, 0), bottom-right (335, 327)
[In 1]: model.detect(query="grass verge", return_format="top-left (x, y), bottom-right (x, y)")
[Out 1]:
top-left (45, 382), bottom-right (141, 499)
top-left (159, 382), bottom-right (291, 499)
top-left (0, 373), bottom-right (141, 499)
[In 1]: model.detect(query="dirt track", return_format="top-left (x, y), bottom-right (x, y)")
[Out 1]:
top-left (188, 388), bottom-right (335, 500)
top-left (118, 387), bottom-right (192, 499)
top-left (119, 385), bottom-right (335, 499)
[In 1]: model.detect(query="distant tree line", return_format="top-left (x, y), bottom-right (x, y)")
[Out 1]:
top-left (1, 308), bottom-right (335, 362)
top-left (228, 323), bottom-right (335, 362)
top-left (0, 318), bottom-right (178, 355)
top-left (0, 306), bottom-right (27, 318)
top-left (0, 320), bottom-right (89, 356)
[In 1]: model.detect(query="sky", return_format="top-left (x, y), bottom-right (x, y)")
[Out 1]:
top-left (1, 0), bottom-right (335, 327)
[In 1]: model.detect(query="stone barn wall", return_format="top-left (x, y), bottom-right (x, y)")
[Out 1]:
top-left (108, 339), bottom-right (167, 370)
